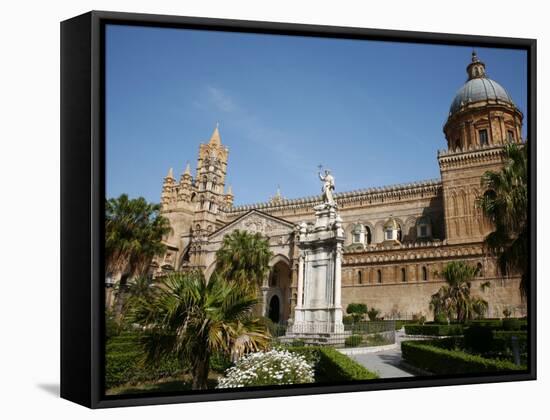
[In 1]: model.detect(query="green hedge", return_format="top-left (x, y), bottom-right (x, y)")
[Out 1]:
top-left (345, 335), bottom-right (363, 347)
top-left (401, 339), bottom-right (525, 375)
top-left (465, 318), bottom-right (527, 330)
top-left (466, 319), bottom-right (503, 329)
top-left (502, 318), bottom-right (522, 331)
top-left (404, 324), bottom-right (463, 336)
top-left (106, 333), bottom-right (230, 389)
top-left (106, 349), bottom-right (184, 389)
top-left (464, 326), bottom-right (527, 357)
top-left (394, 320), bottom-right (410, 330)
top-left (288, 346), bottom-right (378, 381)
top-left (317, 347), bottom-right (379, 381)
top-left (344, 320), bottom-right (395, 334)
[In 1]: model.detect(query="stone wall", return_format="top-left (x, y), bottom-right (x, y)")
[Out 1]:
top-left (340, 240), bottom-right (525, 320)
top-left (341, 275), bottom-right (524, 320)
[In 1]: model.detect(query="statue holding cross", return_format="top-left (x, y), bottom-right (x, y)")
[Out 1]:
top-left (318, 164), bottom-right (336, 205)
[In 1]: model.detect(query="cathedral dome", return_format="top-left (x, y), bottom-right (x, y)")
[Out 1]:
top-left (449, 78), bottom-right (514, 115)
top-left (448, 51), bottom-right (515, 116)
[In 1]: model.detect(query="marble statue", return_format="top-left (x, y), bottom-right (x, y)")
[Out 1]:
top-left (318, 169), bottom-right (336, 205)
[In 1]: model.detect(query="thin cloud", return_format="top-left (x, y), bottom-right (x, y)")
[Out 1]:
top-left (199, 85), bottom-right (317, 180)
top-left (206, 86), bottom-right (238, 113)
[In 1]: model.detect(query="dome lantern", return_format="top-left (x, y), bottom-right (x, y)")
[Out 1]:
top-left (466, 50), bottom-right (486, 80)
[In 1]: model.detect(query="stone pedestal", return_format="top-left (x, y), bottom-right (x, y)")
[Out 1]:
top-left (289, 203), bottom-right (345, 337)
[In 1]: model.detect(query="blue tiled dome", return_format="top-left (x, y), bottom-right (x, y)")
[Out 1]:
top-left (449, 77), bottom-right (514, 115)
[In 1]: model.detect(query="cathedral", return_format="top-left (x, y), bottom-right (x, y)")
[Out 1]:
top-left (151, 52), bottom-right (526, 323)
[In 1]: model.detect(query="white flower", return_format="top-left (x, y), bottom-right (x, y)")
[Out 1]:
top-left (216, 349), bottom-right (315, 388)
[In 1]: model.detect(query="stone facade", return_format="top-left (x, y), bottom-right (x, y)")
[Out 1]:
top-left (147, 53), bottom-right (526, 321)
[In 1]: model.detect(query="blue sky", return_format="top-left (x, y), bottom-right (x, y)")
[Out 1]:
top-left (106, 24), bottom-right (527, 205)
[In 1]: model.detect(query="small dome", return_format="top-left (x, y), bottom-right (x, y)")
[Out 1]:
top-left (449, 51), bottom-right (515, 116)
top-left (384, 217), bottom-right (399, 230)
top-left (449, 77), bottom-right (514, 115)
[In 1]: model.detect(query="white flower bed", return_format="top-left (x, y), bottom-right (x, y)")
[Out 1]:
top-left (217, 349), bottom-right (315, 388)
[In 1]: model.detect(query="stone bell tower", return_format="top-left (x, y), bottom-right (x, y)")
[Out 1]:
top-left (438, 51), bottom-right (524, 245)
top-left (188, 125), bottom-right (234, 268)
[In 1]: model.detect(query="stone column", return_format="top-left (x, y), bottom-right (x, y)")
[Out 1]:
top-left (261, 287), bottom-right (269, 317)
top-left (334, 244), bottom-right (342, 309)
top-left (296, 254), bottom-right (304, 308)
top-left (468, 121), bottom-right (476, 147)
top-left (461, 123), bottom-right (468, 149)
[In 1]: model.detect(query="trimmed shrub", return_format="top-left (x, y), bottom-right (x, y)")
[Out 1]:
top-left (106, 333), bottom-right (227, 388)
top-left (463, 325), bottom-right (494, 353)
top-left (404, 324), bottom-right (463, 336)
top-left (346, 303), bottom-right (368, 323)
top-left (502, 318), bottom-right (522, 331)
top-left (345, 335), bottom-right (363, 347)
top-left (401, 340), bottom-right (525, 374)
top-left (493, 330), bottom-right (527, 341)
top-left (346, 303), bottom-right (368, 315)
top-left (288, 346), bottom-right (378, 381)
top-left (316, 347), bottom-right (379, 381)
top-left (105, 344), bottom-right (184, 389)
top-left (394, 320), bottom-right (409, 330)
top-left (466, 319), bottom-right (503, 329)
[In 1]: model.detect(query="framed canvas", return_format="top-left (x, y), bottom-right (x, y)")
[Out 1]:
top-left (60, 10), bottom-right (536, 409)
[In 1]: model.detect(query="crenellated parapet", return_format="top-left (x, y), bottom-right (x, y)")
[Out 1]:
top-left (342, 240), bottom-right (486, 267)
top-left (437, 144), bottom-right (508, 171)
top-left (222, 178), bottom-right (442, 216)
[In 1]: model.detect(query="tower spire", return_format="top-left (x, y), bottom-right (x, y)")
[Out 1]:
top-left (209, 123), bottom-right (221, 146)
top-left (184, 162), bottom-right (191, 176)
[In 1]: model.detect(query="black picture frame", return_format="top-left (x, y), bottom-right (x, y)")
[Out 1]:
top-left (60, 10), bottom-right (537, 409)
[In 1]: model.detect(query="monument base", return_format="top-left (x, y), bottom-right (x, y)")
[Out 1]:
top-left (283, 314), bottom-right (348, 346)
top-left (288, 199), bottom-right (346, 345)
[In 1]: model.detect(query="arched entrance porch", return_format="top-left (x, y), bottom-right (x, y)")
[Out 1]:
top-left (262, 256), bottom-right (292, 323)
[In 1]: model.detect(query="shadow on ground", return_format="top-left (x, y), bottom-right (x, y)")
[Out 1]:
top-left (37, 383), bottom-right (59, 397)
top-left (377, 353), bottom-right (419, 375)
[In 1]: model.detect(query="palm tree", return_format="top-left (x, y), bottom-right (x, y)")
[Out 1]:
top-left (119, 275), bottom-right (155, 316)
top-left (105, 194), bottom-right (171, 314)
top-left (129, 271), bottom-right (271, 390)
top-left (215, 230), bottom-right (273, 292)
top-left (477, 142), bottom-right (528, 297)
top-left (429, 261), bottom-right (488, 322)
top-left (105, 194), bottom-right (171, 279)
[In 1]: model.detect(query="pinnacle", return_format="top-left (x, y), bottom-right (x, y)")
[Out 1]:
top-left (209, 123), bottom-right (221, 146)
